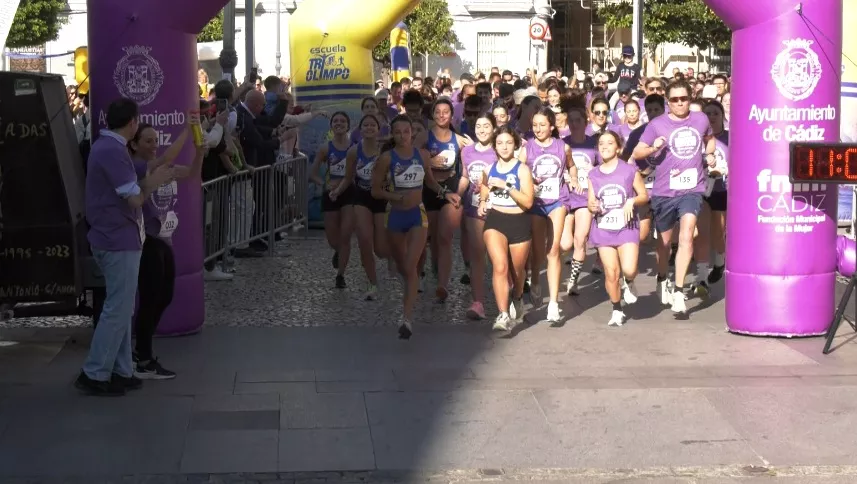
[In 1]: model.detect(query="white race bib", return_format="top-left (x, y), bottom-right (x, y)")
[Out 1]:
top-left (471, 193), bottom-right (482, 208)
top-left (644, 172), bottom-right (655, 189)
top-left (598, 208), bottom-right (625, 230)
top-left (536, 177), bottom-right (560, 199)
top-left (159, 211), bottom-right (179, 239)
top-left (440, 149), bottom-right (456, 169)
top-left (357, 162), bottom-right (374, 180)
top-left (577, 168), bottom-right (590, 188)
top-left (669, 168), bottom-right (698, 191)
top-left (329, 161), bottom-right (347, 177)
top-left (396, 164), bottom-right (424, 188)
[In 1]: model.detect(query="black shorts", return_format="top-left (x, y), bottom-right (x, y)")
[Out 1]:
top-left (484, 210), bottom-right (531, 245)
top-left (422, 174), bottom-right (461, 211)
top-left (321, 186), bottom-right (355, 212)
top-left (353, 188), bottom-right (388, 214)
top-left (705, 190), bottom-right (727, 212)
top-left (651, 193), bottom-right (703, 233)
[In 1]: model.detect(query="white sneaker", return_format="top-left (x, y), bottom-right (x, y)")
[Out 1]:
top-left (608, 309), bottom-right (626, 326)
top-left (658, 279), bottom-right (672, 306)
top-left (546, 301), bottom-right (561, 323)
top-left (510, 298), bottom-right (524, 321)
top-left (205, 267), bottom-right (233, 281)
top-left (671, 290), bottom-right (688, 314)
top-left (492, 312), bottom-right (512, 331)
top-left (529, 283), bottom-right (543, 307)
top-left (622, 279), bottom-right (638, 305)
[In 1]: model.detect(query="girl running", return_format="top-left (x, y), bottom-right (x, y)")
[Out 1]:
top-left (309, 112), bottom-right (355, 288)
top-left (586, 98), bottom-right (620, 136)
top-left (617, 100), bottom-right (644, 142)
top-left (478, 126), bottom-right (534, 331)
top-left (460, 112), bottom-right (498, 320)
top-left (697, 100), bottom-right (729, 289)
top-left (560, 103), bottom-right (596, 296)
top-left (372, 115), bottom-right (460, 339)
top-left (351, 97), bottom-right (389, 144)
top-left (520, 106), bottom-right (577, 323)
top-left (423, 99), bottom-right (471, 303)
top-left (588, 130), bottom-right (648, 326)
top-left (345, 114), bottom-right (389, 300)
top-left (492, 103), bottom-right (511, 128)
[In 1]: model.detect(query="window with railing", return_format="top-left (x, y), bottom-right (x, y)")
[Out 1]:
top-left (476, 33), bottom-right (510, 74)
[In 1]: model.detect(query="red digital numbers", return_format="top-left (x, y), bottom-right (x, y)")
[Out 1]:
top-left (790, 143), bottom-right (857, 184)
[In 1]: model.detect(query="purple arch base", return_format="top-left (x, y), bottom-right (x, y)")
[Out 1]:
top-left (705, 0), bottom-right (843, 336)
top-left (87, 0), bottom-right (228, 335)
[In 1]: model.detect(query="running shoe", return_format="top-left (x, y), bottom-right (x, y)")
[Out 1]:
top-left (658, 279), bottom-right (672, 306)
top-left (134, 358), bottom-right (176, 380)
top-left (398, 317), bottom-right (413, 339)
top-left (492, 312), bottom-right (511, 331)
top-left (608, 310), bottom-right (626, 327)
top-left (365, 284), bottom-right (378, 301)
top-left (335, 274), bottom-right (346, 289)
top-left (510, 297), bottom-right (524, 321)
top-left (466, 301), bottom-right (485, 320)
top-left (693, 281), bottom-right (710, 300)
top-left (460, 273), bottom-right (471, 285)
top-left (671, 290), bottom-right (688, 314)
top-left (707, 264), bottom-right (725, 284)
top-left (546, 301), bottom-right (561, 323)
top-left (622, 279), bottom-right (638, 305)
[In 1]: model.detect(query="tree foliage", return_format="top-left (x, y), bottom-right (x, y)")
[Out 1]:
top-left (198, 10), bottom-right (224, 42)
top-left (372, 0), bottom-right (457, 67)
top-left (596, 0), bottom-right (731, 50)
top-left (5, 0), bottom-right (67, 49)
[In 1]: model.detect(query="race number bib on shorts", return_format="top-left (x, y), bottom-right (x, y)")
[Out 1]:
top-left (536, 177), bottom-right (559, 199)
top-left (669, 168), bottom-right (698, 191)
top-left (159, 211), bottom-right (179, 239)
top-left (598, 208), bottom-right (625, 230)
top-left (644, 172), bottom-right (655, 189)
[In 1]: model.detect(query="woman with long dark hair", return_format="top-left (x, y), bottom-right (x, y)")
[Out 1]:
top-left (127, 113), bottom-right (204, 379)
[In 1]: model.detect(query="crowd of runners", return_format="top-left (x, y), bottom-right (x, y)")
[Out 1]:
top-left (310, 48), bottom-right (731, 339)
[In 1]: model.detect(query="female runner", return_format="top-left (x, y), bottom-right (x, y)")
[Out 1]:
top-left (617, 100), bottom-right (644, 142)
top-left (520, 106), bottom-right (578, 323)
top-left (560, 102), bottom-right (596, 295)
top-left (460, 112), bottom-right (498, 320)
top-left (351, 97), bottom-right (389, 144)
top-left (587, 130), bottom-right (648, 326)
top-left (345, 114), bottom-right (389, 300)
top-left (422, 99), bottom-right (471, 303)
top-left (697, 100), bottom-right (729, 289)
top-left (309, 112), bottom-right (355, 288)
top-left (492, 103), bottom-right (511, 128)
top-left (478, 125), bottom-right (534, 331)
top-left (372, 115), bottom-right (460, 339)
top-left (129, 114), bottom-right (203, 379)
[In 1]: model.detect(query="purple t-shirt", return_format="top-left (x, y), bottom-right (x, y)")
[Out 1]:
top-left (639, 111), bottom-right (712, 198)
top-left (461, 144), bottom-right (496, 219)
top-left (525, 137), bottom-right (568, 205)
top-left (617, 123), bottom-right (636, 142)
top-left (588, 161), bottom-right (640, 248)
top-left (85, 130), bottom-right (144, 251)
top-left (133, 159), bottom-right (179, 244)
top-left (563, 135), bottom-right (599, 210)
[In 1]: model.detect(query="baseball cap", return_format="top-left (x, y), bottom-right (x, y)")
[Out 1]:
top-left (622, 45), bottom-right (635, 57)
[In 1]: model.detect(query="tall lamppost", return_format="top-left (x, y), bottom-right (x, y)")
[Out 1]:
top-left (219, 0), bottom-right (238, 80)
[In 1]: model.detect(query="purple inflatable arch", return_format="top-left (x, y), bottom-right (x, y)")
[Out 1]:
top-left (87, 0), bottom-right (229, 335)
top-left (704, 0), bottom-right (843, 336)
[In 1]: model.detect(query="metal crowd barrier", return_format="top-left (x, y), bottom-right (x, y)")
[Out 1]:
top-left (202, 153), bottom-right (308, 263)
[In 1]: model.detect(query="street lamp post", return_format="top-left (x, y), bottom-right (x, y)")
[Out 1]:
top-left (219, 0), bottom-right (238, 80)
top-left (275, 0), bottom-right (282, 76)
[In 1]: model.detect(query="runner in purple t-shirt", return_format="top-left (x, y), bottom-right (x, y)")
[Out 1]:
top-left (632, 80), bottom-right (717, 316)
top-left (585, 98), bottom-right (621, 137)
top-left (587, 131), bottom-right (649, 327)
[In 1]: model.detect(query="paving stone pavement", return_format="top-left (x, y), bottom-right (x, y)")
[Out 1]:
top-left (1, 231), bottom-right (857, 481)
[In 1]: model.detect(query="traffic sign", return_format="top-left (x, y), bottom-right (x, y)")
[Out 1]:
top-left (529, 18), bottom-right (547, 40)
top-left (543, 25), bottom-right (552, 41)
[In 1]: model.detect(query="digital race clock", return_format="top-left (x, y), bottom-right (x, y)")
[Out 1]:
top-left (790, 142), bottom-right (857, 184)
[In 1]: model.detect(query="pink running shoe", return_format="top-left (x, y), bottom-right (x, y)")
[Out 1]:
top-left (466, 301), bottom-right (485, 320)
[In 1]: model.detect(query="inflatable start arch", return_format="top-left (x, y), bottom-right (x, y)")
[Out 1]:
top-left (704, 0), bottom-right (842, 336)
top-left (87, 0), bottom-right (419, 334)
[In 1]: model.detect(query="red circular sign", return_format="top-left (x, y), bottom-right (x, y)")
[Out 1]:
top-left (529, 21), bottom-right (546, 40)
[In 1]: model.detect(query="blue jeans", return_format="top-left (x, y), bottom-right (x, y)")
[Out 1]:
top-left (82, 249), bottom-right (142, 381)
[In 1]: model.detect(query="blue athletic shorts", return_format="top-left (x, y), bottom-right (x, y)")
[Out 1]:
top-left (386, 204), bottom-right (429, 233)
top-left (530, 199), bottom-right (565, 218)
top-left (651, 193), bottom-right (703, 233)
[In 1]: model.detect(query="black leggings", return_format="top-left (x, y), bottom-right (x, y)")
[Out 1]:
top-left (136, 236), bottom-right (176, 361)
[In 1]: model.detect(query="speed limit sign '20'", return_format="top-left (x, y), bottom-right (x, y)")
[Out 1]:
top-left (529, 19), bottom-right (547, 40)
